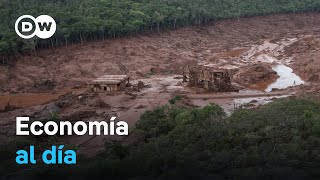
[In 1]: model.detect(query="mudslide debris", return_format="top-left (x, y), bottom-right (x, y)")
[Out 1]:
top-left (183, 65), bottom-right (238, 92)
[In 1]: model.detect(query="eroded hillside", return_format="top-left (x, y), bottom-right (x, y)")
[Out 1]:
top-left (1, 13), bottom-right (320, 93)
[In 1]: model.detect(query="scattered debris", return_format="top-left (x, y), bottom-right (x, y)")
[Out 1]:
top-left (0, 103), bottom-right (20, 112)
top-left (150, 67), bottom-right (165, 74)
top-left (34, 79), bottom-right (56, 90)
top-left (135, 105), bottom-right (147, 109)
top-left (55, 92), bottom-right (75, 108)
top-left (90, 99), bottom-right (111, 108)
top-left (61, 110), bottom-right (97, 121)
top-left (137, 81), bottom-right (144, 91)
top-left (35, 103), bottom-right (61, 118)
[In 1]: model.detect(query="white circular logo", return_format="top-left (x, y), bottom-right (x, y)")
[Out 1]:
top-left (15, 15), bottom-right (56, 39)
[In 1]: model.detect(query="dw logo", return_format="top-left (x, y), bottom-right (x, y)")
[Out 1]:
top-left (15, 15), bottom-right (56, 39)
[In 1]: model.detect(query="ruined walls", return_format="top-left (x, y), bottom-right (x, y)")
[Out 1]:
top-left (184, 66), bottom-right (236, 92)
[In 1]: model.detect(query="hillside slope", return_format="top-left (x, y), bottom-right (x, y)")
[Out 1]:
top-left (1, 13), bottom-right (320, 92)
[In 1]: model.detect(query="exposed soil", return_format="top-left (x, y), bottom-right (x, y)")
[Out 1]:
top-left (0, 91), bottom-right (68, 111)
top-left (284, 36), bottom-right (320, 81)
top-left (234, 64), bottom-right (279, 90)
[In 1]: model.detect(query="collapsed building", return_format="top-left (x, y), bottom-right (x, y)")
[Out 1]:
top-left (89, 75), bottom-right (129, 92)
top-left (183, 65), bottom-right (237, 92)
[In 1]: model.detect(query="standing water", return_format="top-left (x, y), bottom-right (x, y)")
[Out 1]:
top-left (265, 64), bottom-right (305, 92)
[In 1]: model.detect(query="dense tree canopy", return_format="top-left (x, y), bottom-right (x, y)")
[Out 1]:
top-left (3, 97), bottom-right (320, 178)
top-left (74, 98), bottom-right (320, 178)
top-left (0, 0), bottom-right (320, 58)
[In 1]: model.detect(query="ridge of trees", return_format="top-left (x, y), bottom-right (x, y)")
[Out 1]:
top-left (0, 0), bottom-right (320, 61)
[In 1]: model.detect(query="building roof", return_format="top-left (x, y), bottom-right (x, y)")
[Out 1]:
top-left (90, 75), bottom-right (129, 85)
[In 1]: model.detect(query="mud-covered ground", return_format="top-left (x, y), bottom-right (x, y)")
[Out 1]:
top-left (1, 13), bottom-right (320, 154)
top-left (1, 13), bottom-right (320, 92)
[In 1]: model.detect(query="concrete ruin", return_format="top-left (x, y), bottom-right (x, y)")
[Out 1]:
top-left (90, 75), bottom-right (129, 92)
top-left (183, 65), bottom-right (237, 92)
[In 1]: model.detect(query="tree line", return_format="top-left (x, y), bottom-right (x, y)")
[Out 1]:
top-left (0, 0), bottom-right (320, 59)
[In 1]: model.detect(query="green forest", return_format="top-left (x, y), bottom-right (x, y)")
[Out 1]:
top-left (2, 97), bottom-right (320, 178)
top-left (0, 0), bottom-right (320, 58)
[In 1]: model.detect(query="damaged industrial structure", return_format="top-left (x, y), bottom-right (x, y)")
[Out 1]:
top-left (183, 65), bottom-right (238, 92)
top-left (89, 75), bottom-right (130, 92)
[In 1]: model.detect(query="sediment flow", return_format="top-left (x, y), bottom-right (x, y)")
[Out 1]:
top-left (1, 13), bottom-right (320, 154)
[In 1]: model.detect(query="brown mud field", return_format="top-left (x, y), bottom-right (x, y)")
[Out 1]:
top-left (1, 13), bottom-right (320, 155)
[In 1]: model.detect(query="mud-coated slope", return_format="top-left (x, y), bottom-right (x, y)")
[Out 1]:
top-left (1, 13), bottom-right (320, 92)
top-left (285, 36), bottom-right (320, 82)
